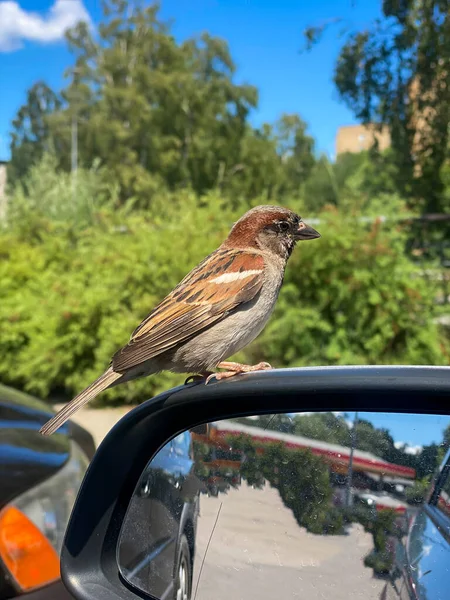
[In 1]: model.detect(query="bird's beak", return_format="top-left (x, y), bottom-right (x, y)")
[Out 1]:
top-left (294, 221), bottom-right (321, 241)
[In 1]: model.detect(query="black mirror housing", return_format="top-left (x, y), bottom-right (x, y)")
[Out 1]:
top-left (61, 366), bottom-right (450, 600)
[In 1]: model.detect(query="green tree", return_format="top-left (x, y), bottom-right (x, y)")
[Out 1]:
top-left (405, 476), bottom-right (431, 504)
top-left (443, 423), bottom-right (450, 450)
top-left (302, 155), bottom-right (340, 210)
top-left (273, 113), bottom-right (316, 194)
top-left (336, 0), bottom-right (450, 211)
top-left (38, 1), bottom-right (259, 204)
top-left (293, 412), bottom-right (350, 445)
top-left (228, 435), bottom-right (338, 534)
top-left (8, 3), bottom-right (319, 207)
top-left (8, 82), bottom-right (61, 184)
top-left (353, 419), bottom-right (394, 457)
top-left (306, 0), bottom-right (450, 212)
top-left (415, 443), bottom-right (440, 479)
top-left (221, 116), bottom-right (316, 203)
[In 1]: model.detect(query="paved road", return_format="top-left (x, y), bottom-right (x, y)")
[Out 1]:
top-left (192, 484), bottom-right (385, 600)
top-left (56, 405), bottom-right (134, 447)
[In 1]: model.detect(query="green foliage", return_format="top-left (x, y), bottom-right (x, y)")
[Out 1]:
top-left (8, 82), bottom-right (61, 185)
top-left (306, 0), bottom-right (450, 211)
top-left (293, 412), bottom-right (350, 444)
top-left (320, 506), bottom-right (345, 535)
top-left (414, 443), bottom-right (440, 479)
top-left (291, 413), bottom-right (408, 467)
top-left (0, 162), bottom-right (447, 404)
top-left (405, 476), bottom-right (431, 504)
top-left (302, 150), bottom-right (411, 216)
top-left (249, 209), bottom-right (447, 369)
top-left (363, 549), bottom-right (392, 576)
top-left (444, 424), bottom-right (450, 450)
top-left (0, 191), bottom-right (230, 403)
top-left (263, 443), bottom-right (334, 533)
top-left (361, 509), bottom-right (398, 575)
top-left (345, 503), bottom-right (399, 575)
top-left (223, 435), bottom-right (342, 535)
top-left (6, 154), bottom-right (119, 231)
top-left (7, 3), bottom-right (315, 207)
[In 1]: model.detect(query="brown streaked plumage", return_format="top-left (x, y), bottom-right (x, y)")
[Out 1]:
top-left (112, 250), bottom-right (265, 372)
top-left (39, 205), bottom-right (320, 436)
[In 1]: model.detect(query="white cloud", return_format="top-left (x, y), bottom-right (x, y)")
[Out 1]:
top-left (0, 0), bottom-right (90, 52)
top-left (394, 440), bottom-right (423, 455)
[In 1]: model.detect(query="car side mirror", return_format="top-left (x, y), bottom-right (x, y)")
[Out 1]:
top-left (60, 367), bottom-right (450, 600)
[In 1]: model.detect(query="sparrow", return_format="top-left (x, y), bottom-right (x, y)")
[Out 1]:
top-left (39, 205), bottom-right (320, 436)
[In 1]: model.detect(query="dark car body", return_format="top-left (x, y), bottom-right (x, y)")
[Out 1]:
top-left (0, 384), bottom-right (96, 600)
top-left (383, 448), bottom-right (450, 600)
top-left (118, 430), bottom-right (200, 599)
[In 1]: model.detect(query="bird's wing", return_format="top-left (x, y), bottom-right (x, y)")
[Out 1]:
top-left (111, 249), bottom-right (265, 372)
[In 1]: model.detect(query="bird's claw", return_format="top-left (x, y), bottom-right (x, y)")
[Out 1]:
top-left (205, 361), bottom-right (273, 385)
top-left (185, 372), bottom-right (214, 385)
top-left (184, 374), bottom-right (205, 385)
top-left (205, 372), bottom-right (218, 385)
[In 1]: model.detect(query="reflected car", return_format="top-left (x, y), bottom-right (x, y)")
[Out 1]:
top-left (0, 383), bottom-right (95, 599)
top-left (355, 491), bottom-right (408, 514)
top-left (119, 430), bottom-right (201, 600)
top-left (382, 448), bottom-right (450, 600)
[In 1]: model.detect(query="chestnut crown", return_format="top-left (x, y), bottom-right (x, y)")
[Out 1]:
top-left (224, 205), bottom-right (320, 259)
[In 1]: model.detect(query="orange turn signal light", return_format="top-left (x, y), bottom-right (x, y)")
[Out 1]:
top-left (0, 506), bottom-right (60, 591)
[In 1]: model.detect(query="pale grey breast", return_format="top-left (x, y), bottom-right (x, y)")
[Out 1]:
top-left (171, 255), bottom-right (286, 372)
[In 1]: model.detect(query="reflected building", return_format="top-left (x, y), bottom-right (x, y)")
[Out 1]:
top-left (192, 419), bottom-right (416, 513)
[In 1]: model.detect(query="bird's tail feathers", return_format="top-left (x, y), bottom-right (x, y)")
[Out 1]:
top-left (39, 368), bottom-right (122, 436)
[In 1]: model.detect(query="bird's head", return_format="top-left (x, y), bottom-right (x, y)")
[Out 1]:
top-left (224, 205), bottom-right (320, 259)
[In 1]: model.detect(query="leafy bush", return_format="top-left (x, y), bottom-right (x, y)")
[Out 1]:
top-left (321, 506), bottom-right (345, 535)
top-left (349, 505), bottom-right (399, 575)
top-left (405, 477), bottom-right (431, 505)
top-left (262, 443), bottom-right (332, 531)
top-left (363, 549), bottom-right (392, 576)
top-left (227, 435), bottom-right (344, 535)
top-left (6, 153), bottom-right (119, 231)
top-left (249, 209), bottom-right (448, 369)
top-left (0, 162), bottom-right (448, 404)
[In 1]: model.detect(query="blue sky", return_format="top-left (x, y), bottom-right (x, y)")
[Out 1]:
top-left (352, 412), bottom-right (450, 451)
top-left (0, 0), bottom-right (382, 160)
top-left (295, 411), bottom-right (450, 450)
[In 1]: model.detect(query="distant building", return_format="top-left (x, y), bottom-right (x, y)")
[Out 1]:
top-left (0, 161), bottom-right (7, 221)
top-left (336, 124), bottom-right (391, 156)
top-left (336, 66), bottom-right (446, 160)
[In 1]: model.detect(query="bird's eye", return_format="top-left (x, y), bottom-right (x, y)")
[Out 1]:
top-left (279, 221), bottom-right (290, 233)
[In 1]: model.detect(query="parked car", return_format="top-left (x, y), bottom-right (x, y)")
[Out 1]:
top-left (382, 448), bottom-right (450, 599)
top-left (118, 430), bottom-right (200, 600)
top-left (0, 383), bottom-right (96, 599)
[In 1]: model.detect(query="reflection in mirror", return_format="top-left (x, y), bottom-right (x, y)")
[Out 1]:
top-left (118, 411), bottom-right (450, 600)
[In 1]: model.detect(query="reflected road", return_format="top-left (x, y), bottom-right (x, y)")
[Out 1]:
top-left (192, 485), bottom-right (385, 600)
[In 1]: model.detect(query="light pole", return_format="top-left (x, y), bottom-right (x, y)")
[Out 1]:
top-left (70, 66), bottom-right (81, 199)
top-left (71, 113), bottom-right (78, 197)
top-left (346, 411), bottom-right (358, 507)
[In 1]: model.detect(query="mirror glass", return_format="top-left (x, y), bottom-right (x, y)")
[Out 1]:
top-left (118, 411), bottom-right (450, 600)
